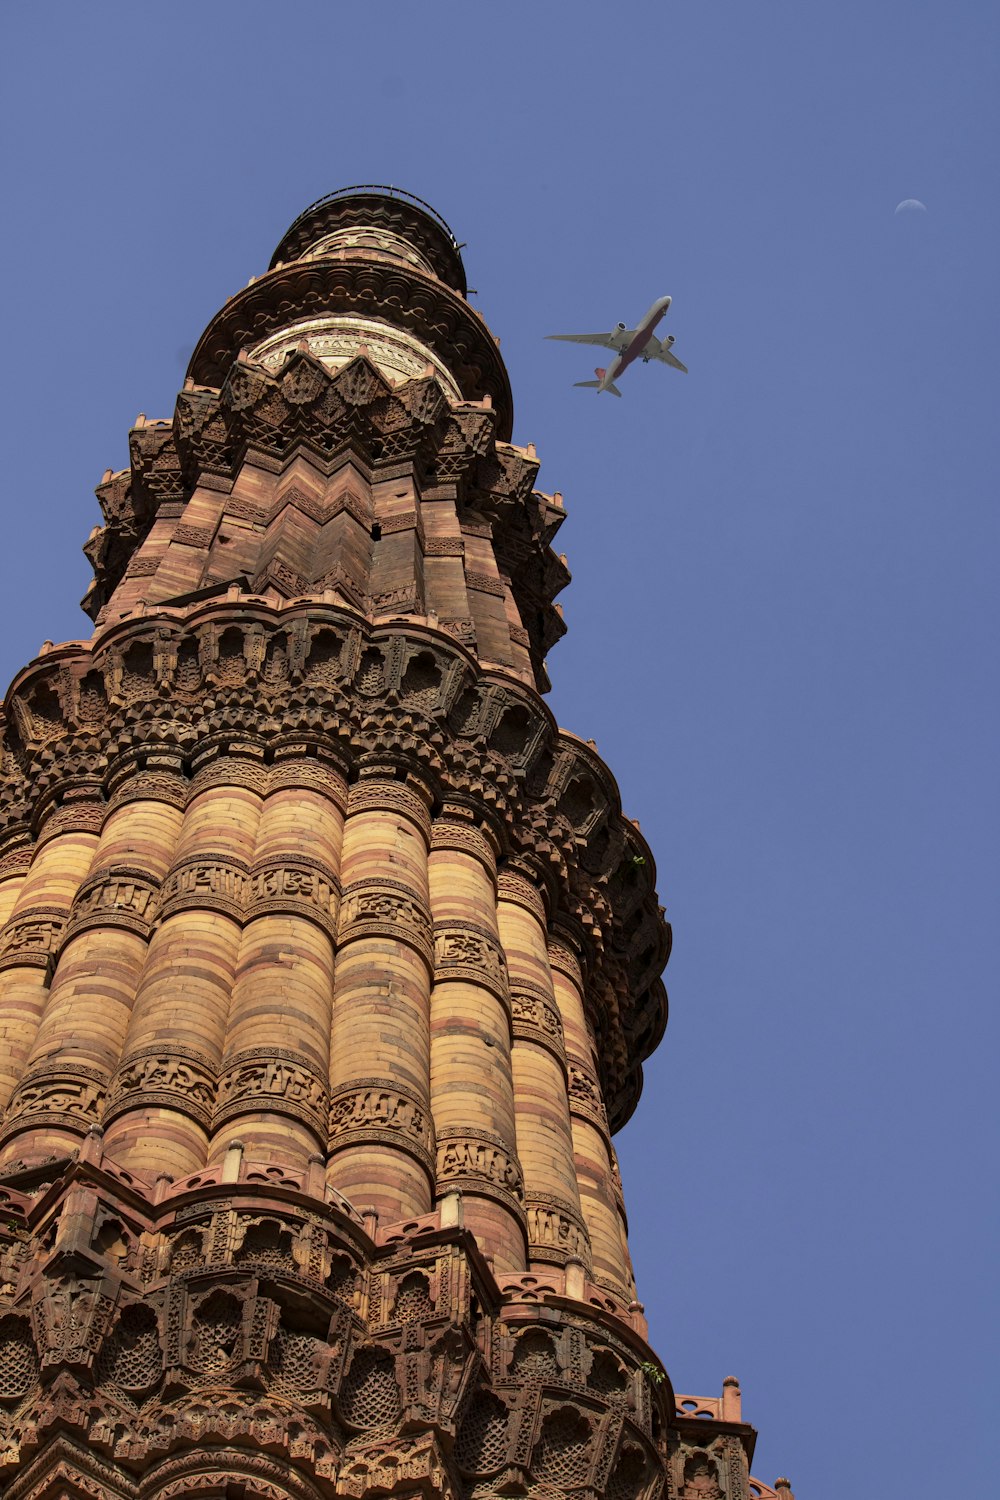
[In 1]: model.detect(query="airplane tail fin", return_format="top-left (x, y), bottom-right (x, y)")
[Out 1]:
top-left (573, 366), bottom-right (622, 395)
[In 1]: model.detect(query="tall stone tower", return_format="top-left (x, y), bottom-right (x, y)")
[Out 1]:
top-left (0, 189), bottom-right (791, 1500)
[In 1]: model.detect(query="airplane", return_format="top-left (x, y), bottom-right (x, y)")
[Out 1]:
top-left (546, 294), bottom-right (687, 397)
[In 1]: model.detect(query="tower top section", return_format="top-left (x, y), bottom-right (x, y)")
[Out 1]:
top-left (186, 185), bottom-right (513, 438)
top-left (270, 185), bottom-right (469, 295)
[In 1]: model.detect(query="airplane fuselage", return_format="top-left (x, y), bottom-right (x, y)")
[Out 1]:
top-left (596, 295), bottom-right (671, 391)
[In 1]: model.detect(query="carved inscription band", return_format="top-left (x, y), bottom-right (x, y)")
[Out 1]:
top-left (510, 986), bottom-right (566, 1064)
top-left (547, 938), bottom-right (584, 985)
top-left (433, 922), bottom-right (509, 1007)
top-left (1, 1063), bottom-right (106, 1144)
top-left (328, 1079), bottom-right (434, 1175)
top-left (267, 757), bottom-right (348, 804)
top-left (338, 879), bottom-right (434, 968)
top-left (436, 1128), bottom-right (525, 1214)
top-left (245, 858), bottom-right (341, 938)
top-left (567, 1064), bottom-right (611, 1133)
top-left (0, 905), bottom-right (67, 976)
top-left (104, 1047), bottom-right (216, 1130)
top-left (0, 846), bottom-right (34, 881)
top-left (35, 801), bottom-right (106, 844)
top-left (525, 1195), bottom-right (592, 1266)
top-left (187, 756), bottom-right (271, 798)
top-left (106, 1046), bottom-right (331, 1138)
top-left (215, 1048), bottom-right (328, 1139)
top-left (158, 855), bottom-right (250, 922)
top-left (102, 759), bottom-right (347, 813)
top-left (64, 866), bottom-right (159, 941)
top-left (157, 855), bottom-right (341, 934)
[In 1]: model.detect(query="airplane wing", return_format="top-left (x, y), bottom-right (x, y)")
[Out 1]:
top-left (659, 347), bottom-right (688, 373)
top-left (643, 335), bottom-right (688, 374)
top-left (546, 330), bottom-right (625, 350)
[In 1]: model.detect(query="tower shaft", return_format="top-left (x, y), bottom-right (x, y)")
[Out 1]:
top-left (0, 188), bottom-right (771, 1500)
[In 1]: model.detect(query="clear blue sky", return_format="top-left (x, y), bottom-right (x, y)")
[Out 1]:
top-left (1, 5), bottom-right (996, 1494)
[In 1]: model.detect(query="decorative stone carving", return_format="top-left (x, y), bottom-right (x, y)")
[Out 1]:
top-left (31, 1275), bottom-right (116, 1369)
top-left (497, 867), bottom-right (547, 920)
top-left (681, 1452), bottom-right (724, 1500)
top-left (249, 313), bottom-right (463, 400)
top-left (106, 770), bottom-right (187, 812)
top-left (525, 1197), bottom-right (591, 1265)
top-left (338, 880), bottom-right (434, 965)
top-left (245, 858), bottom-right (340, 936)
top-left (3, 1065), bottom-right (106, 1138)
top-left (391, 1270), bottom-right (435, 1326)
top-left (215, 1050), bottom-right (328, 1137)
top-left (0, 1314), bottom-right (39, 1402)
top-left (436, 1129), bottom-right (524, 1208)
top-left (430, 818), bottom-right (498, 873)
top-left (65, 867), bottom-right (159, 940)
top-left (533, 1404), bottom-right (595, 1487)
top-left (0, 907), bottom-right (67, 975)
top-left (510, 986), bottom-right (566, 1058)
top-left (338, 1435), bottom-right (459, 1500)
top-left (723, 1435), bottom-right (749, 1500)
top-left (424, 536), bottom-right (465, 557)
top-left (338, 1344), bottom-right (402, 1433)
top-left (105, 1048), bottom-right (216, 1129)
top-left (433, 922), bottom-right (508, 1004)
top-left (96, 1303), bottom-right (163, 1399)
top-left (329, 1082), bottom-right (434, 1173)
top-left (346, 779), bottom-right (432, 836)
top-left (456, 1389), bottom-right (511, 1475)
top-left (568, 1063), bottom-right (611, 1130)
top-left (157, 855), bottom-right (250, 921)
top-left (463, 570), bottom-right (506, 600)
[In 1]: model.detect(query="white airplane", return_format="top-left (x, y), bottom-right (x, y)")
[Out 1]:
top-left (546, 295), bottom-right (687, 397)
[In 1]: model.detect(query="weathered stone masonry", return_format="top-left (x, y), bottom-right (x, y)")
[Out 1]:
top-left (0, 188), bottom-right (790, 1500)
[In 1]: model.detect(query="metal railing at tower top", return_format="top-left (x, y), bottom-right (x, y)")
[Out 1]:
top-left (284, 185), bottom-right (463, 251)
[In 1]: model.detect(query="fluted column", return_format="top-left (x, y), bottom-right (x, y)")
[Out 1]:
top-left (0, 841), bottom-right (44, 1110)
top-left (103, 750), bottom-right (265, 1178)
top-left (498, 870), bottom-right (591, 1276)
top-left (327, 771), bottom-right (435, 1222)
top-left (548, 934), bottom-right (633, 1300)
top-left (429, 810), bottom-right (525, 1274)
top-left (0, 799), bottom-right (104, 1158)
top-left (608, 1136), bottom-right (636, 1295)
top-left (2, 767), bottom-right (187, 1166)
top-left (593, 969), bottom-right (638, 1296)
top-left (0, 841), bottom-right (31, 930)
top-left (209, 754), bottom-right (346, 1168)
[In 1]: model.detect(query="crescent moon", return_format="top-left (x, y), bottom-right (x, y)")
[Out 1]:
top-left (895, 199), bottom-right (928, 214)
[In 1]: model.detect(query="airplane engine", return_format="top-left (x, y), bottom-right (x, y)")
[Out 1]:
top-left (666, 335), bottom-right (675, 345)
top-left (617, 322), bottom-right (627, 331)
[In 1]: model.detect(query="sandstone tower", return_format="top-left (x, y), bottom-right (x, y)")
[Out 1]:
top-left (0, 188), bottom-right (791, 1500)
